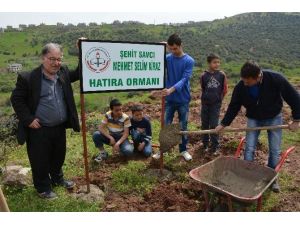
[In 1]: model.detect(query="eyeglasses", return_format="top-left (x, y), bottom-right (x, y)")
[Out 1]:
top-left (47, 57), bottom-right (63, 63)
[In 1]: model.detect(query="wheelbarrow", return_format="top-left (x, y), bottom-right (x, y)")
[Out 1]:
top-left (189, 137), bottom-right (296, 212)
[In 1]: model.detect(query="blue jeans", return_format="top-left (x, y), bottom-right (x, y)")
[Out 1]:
top-left (245, 113), bottom-right (282, 169)
top-left (92, 131), bottom-right (134, 156)
top-left (131, 129), bottom-right (152, 157)
top-left (165, 101), bottom-right (189, 152)
top-left (201, 103), bottom-right (221, 148)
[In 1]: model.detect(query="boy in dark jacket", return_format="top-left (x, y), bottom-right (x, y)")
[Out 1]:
top-left (215, 61), bottom-right (300, 192)
top-left (200, 53), bottom-right (228, 155)
top-left (130, 104), bottom-right (152, 157)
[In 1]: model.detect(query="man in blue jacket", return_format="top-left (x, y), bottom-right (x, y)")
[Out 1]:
top-left (215, 61), bottom-right (300, 192)
top-left (153, 34), bottom-right (195, 161)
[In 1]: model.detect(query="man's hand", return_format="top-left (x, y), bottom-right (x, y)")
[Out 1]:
top-left (215, 124), bottom-right (225, 133)
top-left (28, 118), bottom-right (41, 129)
top-left (162, 87), bottom-right (175, 97)
top-left (288, 121), bottom-right (300, 132)
top-left (109, 137), bottom-right (116, 146)
top-left (76, 37), bottom-right (87, 49)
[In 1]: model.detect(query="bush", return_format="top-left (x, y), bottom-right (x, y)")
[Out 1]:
top-left (0, 114), bottom-right (18, 142)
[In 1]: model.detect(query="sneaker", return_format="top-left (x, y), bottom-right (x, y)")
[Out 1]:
top-left (211, 147), bottom-right (221, 156)
top-left (53, 180), bottom-right (75, 189)
top-left (94, 151), bottom-right (109, 163)
top-left (181, 151), bottom-right (192, 161)
top-left (38, 190), bottom-right (58, 199)
top-left (203, 144), bottom-right (209, 153)
top-left (271, 180), bottom-right (280, 193)
top-left (152, 151), bottom-right (161, 160)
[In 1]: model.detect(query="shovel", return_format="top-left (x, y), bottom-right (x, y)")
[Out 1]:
top-left (159, 124), bottom-right (290, 153)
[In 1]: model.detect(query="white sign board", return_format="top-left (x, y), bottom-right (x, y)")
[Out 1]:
top-left (79, 40), bottom-right (166, 93)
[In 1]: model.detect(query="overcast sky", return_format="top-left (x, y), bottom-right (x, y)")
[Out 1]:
top-left (0, 12), bottom-right (242, 28)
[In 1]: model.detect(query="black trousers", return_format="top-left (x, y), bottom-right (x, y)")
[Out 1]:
top-left (201, 102), bottom-right (221, 148)
top-left (26, 124), bottom-right (66, 193)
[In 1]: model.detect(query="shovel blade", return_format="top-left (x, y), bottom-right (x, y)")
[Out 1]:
top-left (159, 124), bottom-right (182, 153)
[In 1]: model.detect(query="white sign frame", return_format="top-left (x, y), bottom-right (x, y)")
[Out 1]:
top-left (79, 40), bottom-right (166, 93)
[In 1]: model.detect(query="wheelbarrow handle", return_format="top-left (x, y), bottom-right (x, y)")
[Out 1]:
top-left (275, 146), bottom-right (296, 172)
top-left (234, 137), bottom-right (296, 172)
top-left (234, 137), bottom-right (246, 158)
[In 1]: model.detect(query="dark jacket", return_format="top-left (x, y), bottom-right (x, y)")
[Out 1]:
top-left (10, 65), bottom-right (80, 145)
top-left (221, 69), bottom-right (300, 126)
top-left (200, 70), bottom-right (228, 105)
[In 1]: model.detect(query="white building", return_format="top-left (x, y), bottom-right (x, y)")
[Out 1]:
top-left (7, 63), bottom-right (22, 73)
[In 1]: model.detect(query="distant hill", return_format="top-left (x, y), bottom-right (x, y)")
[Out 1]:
top-left (0, 12), bottom-right (300, 69)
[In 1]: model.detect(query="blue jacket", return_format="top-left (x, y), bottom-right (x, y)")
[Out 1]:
top-left (165, 53), bottom-right (195, 103)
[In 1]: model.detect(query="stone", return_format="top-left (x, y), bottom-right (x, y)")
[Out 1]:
top-left (71, 184), bottom-right (105, 204)
top-left (1, 165), bottom-right (31, 187)
top-left (145, 168), bottom-right (173, 182)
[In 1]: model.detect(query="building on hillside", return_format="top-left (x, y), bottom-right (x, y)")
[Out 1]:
top-left (7, 63), bottom-right (22, 73)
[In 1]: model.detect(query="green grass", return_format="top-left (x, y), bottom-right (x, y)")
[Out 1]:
top-left (0, 129), bottom-right (102, 212)
top-left (254, 129), bottom-right (300, 151)
top-left (111, 161), bottom-right (157, 195)
top-left (262, 172), bottom-right (294, 212)
top-left (3, 185), bottom-right (100, 212)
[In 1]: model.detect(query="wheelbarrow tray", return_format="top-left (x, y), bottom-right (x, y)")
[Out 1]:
top-left (189, 156), bottom-right (278, 203)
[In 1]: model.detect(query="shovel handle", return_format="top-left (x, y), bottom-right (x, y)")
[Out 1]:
top-left (0, 186), bottom-right (10, 212)
top-left (180, 124), bottom-right (290, 135)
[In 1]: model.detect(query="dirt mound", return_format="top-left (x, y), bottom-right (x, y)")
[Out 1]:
top-left (103, 193), bottom-right (145, 212)
top-left (102, 181), bottom-right (202, 212)
top-left (143, 182), bottom-right (202, 211)
top-left (122, 101), bottom-right (162, 120)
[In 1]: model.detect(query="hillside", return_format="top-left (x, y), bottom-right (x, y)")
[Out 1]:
top-left (0, 12), bottom-right (300, 71)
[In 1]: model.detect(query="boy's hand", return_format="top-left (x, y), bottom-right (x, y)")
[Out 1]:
top-left (137, 142), bottom-right (146, 151)
top-left (137, 128), bottom-right (145, 133)
top-left (289, 121), bottom-right (300, 131)
top-left (215, 125), bottom-right (225, 133)
top-left (109, 137), bottom-right (116, 146)
top-left (113, 143), bottom-right (120, 152)
top-left (162, 87), bottom-right (175, 96)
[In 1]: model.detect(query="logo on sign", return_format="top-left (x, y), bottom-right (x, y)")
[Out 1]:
top-left (85, 47), bottom-right (111, 73)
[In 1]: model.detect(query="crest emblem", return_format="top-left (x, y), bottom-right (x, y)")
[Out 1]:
top-left (85, 47), bottom-right (111, 73)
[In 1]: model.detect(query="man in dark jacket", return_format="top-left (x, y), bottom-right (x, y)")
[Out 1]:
top-left (11, 41), bottom-right (81, 199)
top-left (215, 61), bottom-right (300, 192)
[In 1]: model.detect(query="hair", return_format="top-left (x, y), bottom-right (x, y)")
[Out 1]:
top-left (207, 53), bottom-right (220, 63)
top-left (41, 43), bottom-right (63, 56)
top-left (109, 99), bottom-right (122, 110)
top-left (240, 60), bottom-right (261, 79)
top-left (167, 33), bottom-right (182, 46)
top-left (131, 104), bottom-right (144, 113)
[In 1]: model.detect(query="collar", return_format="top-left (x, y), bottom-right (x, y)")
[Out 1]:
top-left (42, 72), bottom-right (58, 82)
top-left (205, 69), bottom-right (220, 74)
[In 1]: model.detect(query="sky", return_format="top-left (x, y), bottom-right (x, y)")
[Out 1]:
top-left (1, 0), bottom-right (298, 28)
top-left (0, 12), bottom-right (241, 28)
